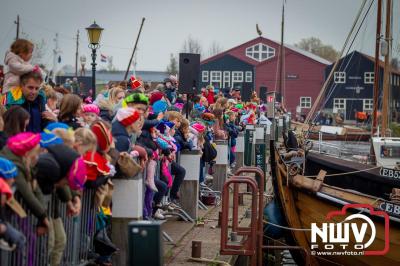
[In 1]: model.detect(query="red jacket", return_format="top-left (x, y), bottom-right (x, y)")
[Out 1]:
top-left (203, 91), bottom-right (215, 105)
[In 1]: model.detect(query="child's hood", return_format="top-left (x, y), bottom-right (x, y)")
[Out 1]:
top-left (4, 51), bottom-right (22, 65)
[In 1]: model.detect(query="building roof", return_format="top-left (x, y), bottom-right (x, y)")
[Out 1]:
top-left (201, 36), bottom-right (331, 66)
top-left (65, 70), bottom-right (169, 83)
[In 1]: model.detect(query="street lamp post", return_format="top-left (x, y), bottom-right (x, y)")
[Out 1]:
top-left (85, 21), bottom-right (103, 97)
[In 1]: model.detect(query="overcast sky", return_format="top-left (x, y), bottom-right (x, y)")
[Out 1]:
top-left (1, 0), bottom-right (397, 72)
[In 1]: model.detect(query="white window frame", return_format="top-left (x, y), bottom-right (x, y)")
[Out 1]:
top-left (210, 71), bottom-right (222, 88)
top-left (245, 43), bottom-right (275, 62)
top-left (333, 98), bottom-right (346, 109)
top-left (334, 72), bottom-right (346, 84)
top-left (245, 71), bottom-right (252, 82)
top-left (364, 72), bottom-right (374, 84)
top-left (223, 71), bottom-right (230, 88)
top-left (299, 97), bottom-right (312, 108)
top-left (202, 71), bottom-right (209, 82)
top-left (363, 99), bottom-right (373, 111)
top-left (232, 71), bottom-right (243, 82)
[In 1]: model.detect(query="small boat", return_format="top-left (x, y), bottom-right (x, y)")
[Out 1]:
top-left (270, 143), bottom-right (400, 265)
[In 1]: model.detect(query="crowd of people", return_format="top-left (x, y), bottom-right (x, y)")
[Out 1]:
top-left (0, 39), bottom-right (272, 265)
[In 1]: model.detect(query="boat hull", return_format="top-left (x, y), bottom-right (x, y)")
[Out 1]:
top-left (271, 147), bottom-right (400, 265)
top-left (305, 151), bottom-right (400, 199)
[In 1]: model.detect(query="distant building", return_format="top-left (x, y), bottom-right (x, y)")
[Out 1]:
top-left (323, 50), bottom-right (400, 121)
top-left (200, 36), bottom-right (330, 114)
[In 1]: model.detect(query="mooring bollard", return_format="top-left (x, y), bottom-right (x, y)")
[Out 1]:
top-left (230, 231), bottom-right (238, 242)
top-left (213, 140), bottom-right (229, 192)
top-left (244, 128), bottom-right (255, 166)
top-left (179, 150), bottom-right (201, 220)
top-left (235, 132), bottom-right (245, 171)
top-left (238, 193), bottom-right (244, 206)
top-left (218, 211), bottom-right (223, 227)
top-left (112, 171), bottom-right (144, 266)
top-left (191, 241), bottom-right (202, 258)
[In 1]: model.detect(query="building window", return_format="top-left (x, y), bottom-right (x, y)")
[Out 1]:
top-left (333, 98), bottom-right (346, 109)
top-left (245, 43), bottom-right (275, 62)
top-left (245, 71), bottom-right (252, 82)
top-left (363, 99), bottom-right (373, 111)
top-left (364, 72), bottom-right (374, 84)
top-left (334, 72), bottom-right (346, 83)
top-left (210, 71), bottom-right (221, 82)
top-left (232, 71), bottom-right (243, 82)
top-left (300, 97), bottom-right (312, 108)
top-left (223, 71), bottom-right (230, 87)
top-left (202, 71), bottom-right (209, 82)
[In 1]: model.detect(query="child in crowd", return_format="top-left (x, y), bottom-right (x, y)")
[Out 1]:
top-left (225, 110), bottom-right (239, 169)
top-left (58, 94), bottom-right (83, 130)
top-left (3, 39), bottom-right (37, 93)
top-left (82, 104), bottom-right (100, 127)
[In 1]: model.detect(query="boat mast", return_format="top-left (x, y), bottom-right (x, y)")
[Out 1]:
top-left (278, 0), bottom-right (285, 105)
top-left (372, 0), bottom-right (383, 137)
top-left (381, 0), bottom-right (392, 137)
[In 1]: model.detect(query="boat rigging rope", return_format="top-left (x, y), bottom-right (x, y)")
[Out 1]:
top-left (263, 197), bottom-right (382, 231)
top-left (301, 165), bottom-right (382, 178)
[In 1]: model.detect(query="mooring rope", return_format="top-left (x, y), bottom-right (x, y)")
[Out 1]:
top-left (301, 165), bottom-right (382, 178)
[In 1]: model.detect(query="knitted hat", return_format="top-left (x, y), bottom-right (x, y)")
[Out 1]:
top-left (116, 108), bottom-right (140, 127)
top-left (129, 75), bottom-right (143, 90)
top-left (152, 100), bottom-right (168, 114)
top-left (149, 91), bottom-right (164, 105)
top-left (194, 103), bottom-right (205, 113)
top-left (82, 104), bottom-right (100, 115)
top-left (36, 153), bottom-right (61, 194)
top-left (174, 103), bottom-right (184, 110)
top-left (156, 120), bottom-right (175, 134)
top-left (7, 132), bottom-right (40, 156)
top-left (46, 144), bottom-right (81, 178)
top-left (0, 157), bottom-right (18, 179)
top-left (191, 122), bottom-right (206, 134)
top-left (235, 103), bottom-right (244, 109)
top-left (91, 121), bottom-right (113, 152)
top-left (40, 132), bottom-right (64, 148)
top-left (44, 122), bottom-right (71, 133)
top-left (156, 137), bottom-right (170, 150)
top-left (123, 93), bottom-right (149, 106)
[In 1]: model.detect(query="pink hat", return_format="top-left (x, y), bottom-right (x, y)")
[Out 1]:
top-left (68, 157), bottom-right (87, 190)
top-left (174, 103), bottom-right (184, 110)
top-left (7, 132), bottom-right (40, 156)
top-left (82, 104), bottom-right (100, 115)
top-left (191, 122), bottom-right (206, 134)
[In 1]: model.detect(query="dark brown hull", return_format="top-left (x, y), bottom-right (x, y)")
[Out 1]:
top-left (270, 146), bottom-right (400, 265)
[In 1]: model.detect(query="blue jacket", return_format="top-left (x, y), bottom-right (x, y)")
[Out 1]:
top-left (225, 122), bottom-right (239, 147)
top-left (112, 121), bottom-right (131, 152)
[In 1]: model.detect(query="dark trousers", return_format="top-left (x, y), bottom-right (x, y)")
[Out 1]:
top-left (153, 179), bottom-right (168, 205)
top-left (170, 161), bottom-right (186, 199)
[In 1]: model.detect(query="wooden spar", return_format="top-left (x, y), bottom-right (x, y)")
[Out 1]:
top-left (278, 1), bottom-right (285, 104)
top-left (124, 17), bottom-right (145, 81)
top-left (372, 0), bottom-right (383, 136)
top-left (304, 0), bottom-right (367, 125)
top-left (381, 0), bottom-right (392, 136)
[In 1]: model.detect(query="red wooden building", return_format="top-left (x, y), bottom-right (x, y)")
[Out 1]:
top-left (200, 36), bottom-right (331, 114)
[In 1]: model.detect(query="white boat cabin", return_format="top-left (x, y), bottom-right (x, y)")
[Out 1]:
top-left (372, 137), bottom-right (400, 168)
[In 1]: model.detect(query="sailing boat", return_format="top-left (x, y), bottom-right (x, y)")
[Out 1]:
top-left (268, 1), bottom-right (400, 265)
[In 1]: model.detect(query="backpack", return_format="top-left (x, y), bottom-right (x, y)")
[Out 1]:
top-left (202, 139), bottom-right (217, 163)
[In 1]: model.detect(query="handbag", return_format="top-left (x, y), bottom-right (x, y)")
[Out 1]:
top-left (116, 152), bottom-right (142, 179)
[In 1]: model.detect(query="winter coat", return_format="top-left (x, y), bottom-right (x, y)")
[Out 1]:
top-left (225, 121), bottom-right (239, 147)
top-left (0, 147), bottom-right (47, 222)
top-left (3, 51), bottom-right (34, 93)
top-left (174, 129), bottom-right (192, 151)
top-left (59, 115), bottom-right (82, 130)
top-left (3, 86), bottom-right (48, 132)
top-left (136, 119), bottom-right (159, 157)
top-left (112, 120), bottom-right (131, 153)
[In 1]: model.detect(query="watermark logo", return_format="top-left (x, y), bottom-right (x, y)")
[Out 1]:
top-left (310, 204), bottom-right (389, 256)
